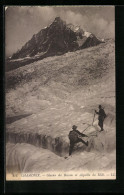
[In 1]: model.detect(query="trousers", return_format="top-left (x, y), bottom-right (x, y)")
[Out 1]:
top-left (69, 138), bottom-right (87, 156)
top-left (98, 119), bottom-right (104, 130)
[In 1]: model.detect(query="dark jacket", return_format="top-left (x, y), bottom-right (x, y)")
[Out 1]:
top-left (69, 129), bottom-right (88, 143)
top-left (95, 108), bottom-right (106, 121)
top-left (74, 129), bottom-right (88, 137)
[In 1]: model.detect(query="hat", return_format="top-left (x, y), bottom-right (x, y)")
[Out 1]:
top-left (72, 125), bottom-right (77, 129)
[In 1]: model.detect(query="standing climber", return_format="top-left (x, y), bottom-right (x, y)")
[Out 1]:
top-left (95, 105), bottom-right (106, 131)
top-left (68, 125), bottom-right (88, 156)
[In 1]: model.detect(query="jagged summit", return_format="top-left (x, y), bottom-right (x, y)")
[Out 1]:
top-left (50, 17), bottom-right (66, 27)
top-left (54, 16), bottom-right (64, 22)
top-left (10, 17), bottom-right (103, 64)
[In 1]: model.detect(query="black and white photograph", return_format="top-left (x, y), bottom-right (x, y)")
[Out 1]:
top-left (5, 6), bottom-right (115, 180)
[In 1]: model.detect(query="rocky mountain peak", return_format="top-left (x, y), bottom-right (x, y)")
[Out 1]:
top-left (49, 16), bottom-right (66, 31)
top-left (10, 17), bottom-right (103, 64)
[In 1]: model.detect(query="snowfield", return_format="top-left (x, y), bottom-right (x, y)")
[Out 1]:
top-left (6, 39), bottom-right (115, 180)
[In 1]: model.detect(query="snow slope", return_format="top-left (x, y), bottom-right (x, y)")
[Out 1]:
top-left (6, 39), bottom-right (115, 178)
top-left (6, 142), bottom-right (115, 174)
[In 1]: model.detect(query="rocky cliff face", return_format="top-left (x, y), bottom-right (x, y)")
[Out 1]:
top-left (11, 17), bottom-right (102, 60)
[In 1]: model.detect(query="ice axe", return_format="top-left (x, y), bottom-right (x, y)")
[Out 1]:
top-left (82, 111), bottom-right (95, 134)
top-left (92, 111), bottom-right (96, 126)
top-left (82, 124), bottom-right (90, 134)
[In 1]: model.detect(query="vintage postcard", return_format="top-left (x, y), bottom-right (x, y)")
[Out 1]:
top-left (5, 6), bottom-right (115, 180)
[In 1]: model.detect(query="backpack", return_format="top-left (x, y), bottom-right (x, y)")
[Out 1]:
top-left (102, 109), bottom-right (107, 119)
top-left (68, 130), bottom-right (78, 142)
top-left (104, 112), bottom-right (107, 118)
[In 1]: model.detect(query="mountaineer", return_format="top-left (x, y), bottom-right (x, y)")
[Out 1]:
top-left (95, 105), bottom-right (106, 131)
top-left (68, 125), bottom-right (88, 156)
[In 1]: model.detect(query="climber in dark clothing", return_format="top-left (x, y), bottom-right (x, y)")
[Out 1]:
top-left (95, 105), bottom-right (106, 131)
top-left (68, 125), bottom-right (88, 156)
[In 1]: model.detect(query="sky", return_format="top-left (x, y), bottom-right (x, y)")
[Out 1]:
top-left (5, 6), bottom-right (115, 57)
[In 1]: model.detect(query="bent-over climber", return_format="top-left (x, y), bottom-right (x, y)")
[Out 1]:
top-left (68, 125), bottom-right (88, 156)
top-left (95, 105), bottom-right (106, 131)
